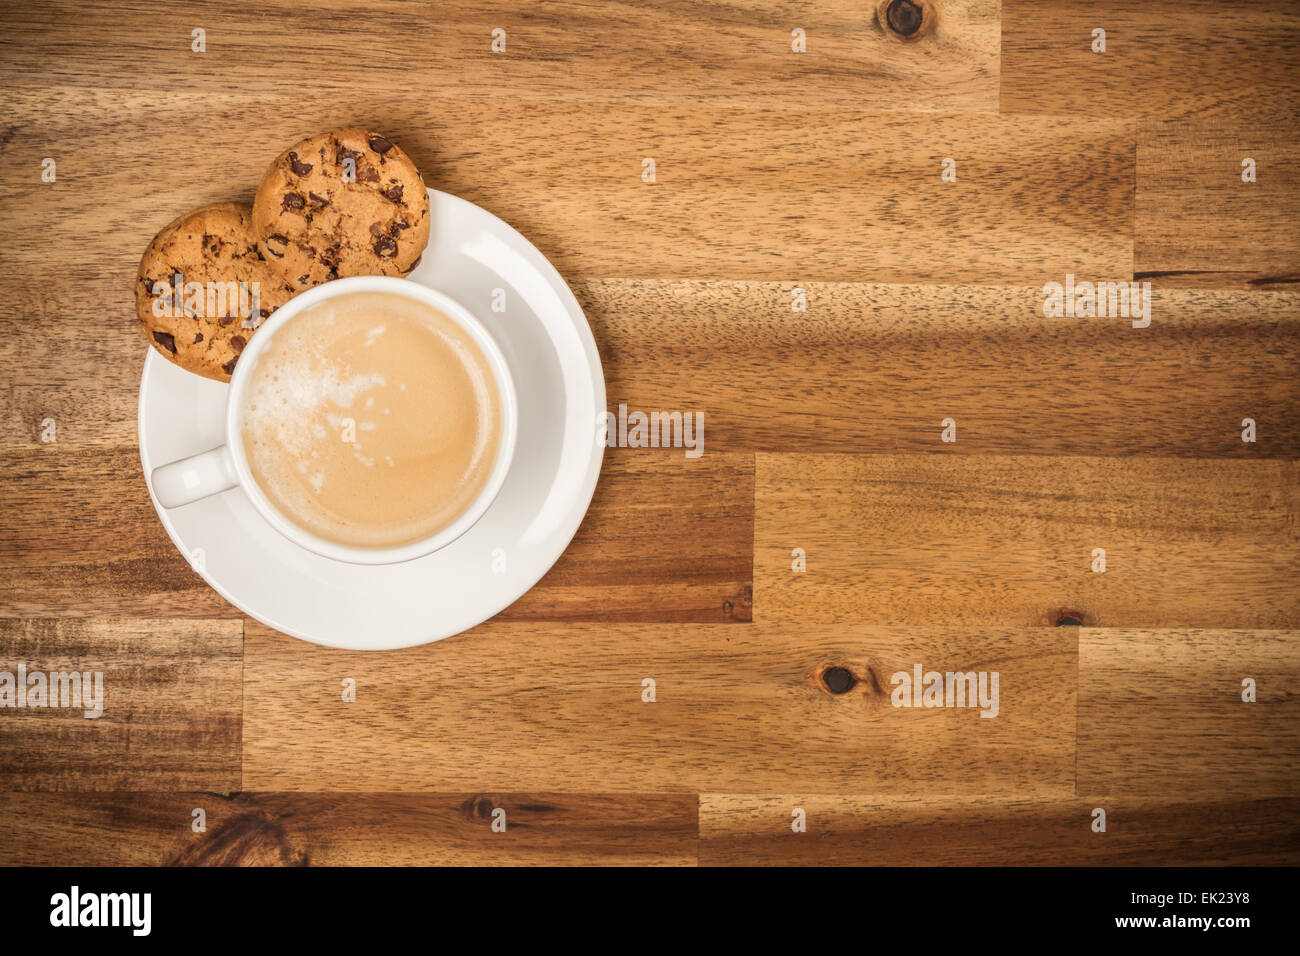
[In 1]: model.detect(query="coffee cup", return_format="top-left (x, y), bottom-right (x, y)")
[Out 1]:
top-left (150, 276), bottom-right (518, 566)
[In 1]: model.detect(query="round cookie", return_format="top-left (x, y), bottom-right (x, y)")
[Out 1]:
top-left (252, 129), bottom-right (430, 291)
top-left (135, 203), bottom-right (295, 381)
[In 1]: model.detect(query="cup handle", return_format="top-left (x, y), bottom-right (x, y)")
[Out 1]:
top-left (150, 445), bottom-right (238, 508)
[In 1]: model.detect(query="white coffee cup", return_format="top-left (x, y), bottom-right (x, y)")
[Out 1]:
top-left (150, 276), bottom-right (519, 566)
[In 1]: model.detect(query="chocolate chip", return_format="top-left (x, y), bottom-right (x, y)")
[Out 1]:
top-left (358, 167), bottom-right (379, 183)
top-left (368, 135), bottom-right (393, 154)
top-left (219, 315), bottom-right (235, 326)
top-left (373, 236), bottom-right (397, 258)
top-left (288, 151), bottom-right (313, 176)
top-left (202, 233), bottom-right (223, 256)
top-left (402, 254), bottom-right (422, 273)
top-left (319, 245), bottom-right (341, 279)
top-left (222, 355), bottom-right (239, 375)
top-left (265, 234), bottom-right (287, 258)
top-left (369, 222), bottom-right (384, 238)
top-left (152, 331), bottom-right (177, 354)
top-left (282, 192), bottom-right (306, 211)
top-left (230, 335), bottom-right (246, 353)
top-left (193, 333), bottom-right (204, 343)
top-left (384, 183), bottom-right (404, 203)
top-left (308, 191), bottom-right (329, 207)
top-left (297, 274), bottom-right (310, 285)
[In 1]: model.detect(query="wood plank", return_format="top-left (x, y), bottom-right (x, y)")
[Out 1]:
top-left (1078, 629), bottom-right (1300, 797)
top-left (0, 448), bottom-right (752, 622)
top-left (589, 282), bottom-right (1300, 456)
top-left (699, 793), bottom-right (1300, 865)
top-left (0, 619), bottom-right (241, 790)
top-left (7, 283), bottom-right (1300, 458)
top-left (1001, 0), bottom-right (1300, 121)
top-left (1136, 120), bottom-right (1300, 288)
top-left (754, 454), bottom-right (1300, 627)
top-left (0, 0), bottom-right (1000, 111)
top-left (0, 791), bottom-right (697, 866)
top-left (243, 621), bottom-right (1075, 794)
top-left (0, 90), bottom-right (1133, 286)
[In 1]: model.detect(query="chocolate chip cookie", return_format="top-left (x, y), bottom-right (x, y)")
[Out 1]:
top-left (135, 202), bottom-right (295, 381)
top-left (252, 129), bottom-right (430, 291)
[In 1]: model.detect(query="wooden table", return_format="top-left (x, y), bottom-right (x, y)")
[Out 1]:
top-left (1, 0), bottom-right (1298, 866)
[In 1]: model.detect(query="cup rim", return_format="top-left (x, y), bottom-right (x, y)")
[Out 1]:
top-left (225, 275), bottom-right (519, 566)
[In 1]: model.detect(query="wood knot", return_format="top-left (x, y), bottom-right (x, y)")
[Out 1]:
top-left (723, 584), bottom-right (753, 622)
top-left (166, 810), bottom-right (307, 867)
top-left (1053, 608), bottom-right (1090, 627)
top-left (821, 666), bottom-right (858, 694)
top-left (878, 0), bottom-right (937, 41)
top-left (460, 794), bottom-right (497, 820)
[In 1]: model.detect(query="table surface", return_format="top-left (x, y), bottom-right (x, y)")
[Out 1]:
top-left (1, 0), bottom-right (1298, 866)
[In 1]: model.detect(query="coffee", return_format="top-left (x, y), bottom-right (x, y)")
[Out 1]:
top-left (240, 291), bottom-right (502, 548)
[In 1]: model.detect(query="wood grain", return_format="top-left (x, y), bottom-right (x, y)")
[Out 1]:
top-left (0, 0), bottom-right (1001, 111)
top-left (699, 793), bottom-right (1300, 865)
top-left (754, 454), bottom-right (1300, 627)
top-left (1078, 629), bottom-right (1300, 797)
top-left (1136, 120), bottom-right (1300, 288)
top-left (0, 791), bottom-right (697, 866)
top-left (0, 619), bottom-right (241, 790)
top-left (588, 282), bottom-right (1300, 456)
top-left (0, 89), bottom-right (1133, 287)
top-left (0, 448), bottom-right (753, 622)
top-left (242, 621), bottom-right (1076, 795)
top-left (1001, 0), bottom-right (1300, 121)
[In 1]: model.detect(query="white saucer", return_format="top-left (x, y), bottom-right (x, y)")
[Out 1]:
top-left (138, 189), bottom-right (605, 650)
